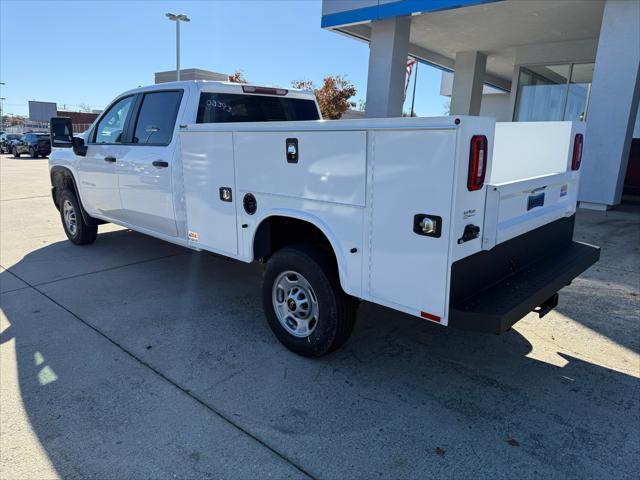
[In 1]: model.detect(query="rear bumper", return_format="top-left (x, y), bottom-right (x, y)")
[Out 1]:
top-left (449, 215), bottom-right (599, 333)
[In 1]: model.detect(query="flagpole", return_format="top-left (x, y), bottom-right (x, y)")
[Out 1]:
top-left (410, 61), bottom-right (418, 117)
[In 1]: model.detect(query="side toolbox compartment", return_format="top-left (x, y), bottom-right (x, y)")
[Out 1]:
top-left (367, 127), bottom-right (458, 322)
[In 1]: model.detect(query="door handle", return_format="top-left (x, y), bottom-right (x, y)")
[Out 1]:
top-left (104, 156), bottom-right (116, 163)
top-left (152, 160), bottom-right (169, 168)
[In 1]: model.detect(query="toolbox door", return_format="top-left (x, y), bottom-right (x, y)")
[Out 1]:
top-left (181, 131), bottom-right (238, 256)
top-left (368, 129), bottom-right (457, 324)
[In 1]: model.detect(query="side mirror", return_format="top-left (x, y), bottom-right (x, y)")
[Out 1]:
top-left (50, 117), bottom-right (73, 147)
top-left (50, 117), bottom-right (87, 156)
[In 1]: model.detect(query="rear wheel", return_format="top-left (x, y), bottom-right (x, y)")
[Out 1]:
top-left (262, 245), bottom-right (357, 357)
top-left (59, 189), bottom-right (97, 245)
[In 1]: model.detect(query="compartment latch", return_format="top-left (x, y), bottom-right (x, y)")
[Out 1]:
top-left (458, 224), bottom-right (480, 244)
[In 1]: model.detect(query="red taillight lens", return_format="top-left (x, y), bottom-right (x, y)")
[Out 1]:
top-left (467, 135), bottom-right (488, 191)
top-left (571, 133), bottom-right (583, 171)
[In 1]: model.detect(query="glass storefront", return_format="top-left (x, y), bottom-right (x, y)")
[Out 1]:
top-left (514, 63), bottom-right (595, 122)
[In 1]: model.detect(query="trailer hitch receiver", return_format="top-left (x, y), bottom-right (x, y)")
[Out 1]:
top-left (534, 293), bottom-right (559, 318)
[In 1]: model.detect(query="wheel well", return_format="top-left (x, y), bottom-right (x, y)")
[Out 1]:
top-left (51, 168), bottom-right (78, 210)
top-left (49, 168), bottom-right (104, 225)
top-left (254, 216), bottom-right (337, 265)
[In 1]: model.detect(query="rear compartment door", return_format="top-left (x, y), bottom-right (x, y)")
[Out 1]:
top-left (482, 171), bottom-right (579, 250)
top-left (368, 128), bottom-right (457, 322)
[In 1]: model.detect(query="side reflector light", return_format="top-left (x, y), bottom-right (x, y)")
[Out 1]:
top-left (421, 311), bottom-right (441, 322)
top-left (467, 135), bottom-right (488, 191)
top-left (242, 85), bottom-right (288, 96)
top-left (571, 133), bottom-right (583, 171)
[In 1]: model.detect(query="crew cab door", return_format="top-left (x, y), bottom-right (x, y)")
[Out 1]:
top-left (78, 94), bottom-right (136, 220)
top-left (116, 90), bottom-right (184, 237)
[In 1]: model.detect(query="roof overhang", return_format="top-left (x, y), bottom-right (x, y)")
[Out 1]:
top-left (322, 0), bottom-right (605, 90)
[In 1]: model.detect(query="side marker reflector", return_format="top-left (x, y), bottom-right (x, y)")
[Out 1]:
top-left (421, 311), bottom-right (441, 322)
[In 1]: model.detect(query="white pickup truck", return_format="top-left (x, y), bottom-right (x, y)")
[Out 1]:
top-left (48, 80), bottom-right (599, 357)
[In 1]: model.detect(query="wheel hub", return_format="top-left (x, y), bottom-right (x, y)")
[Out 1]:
top-left (272, 270), bottom-right (319, 338)
top-left (287, 298), bottom-right (297, 312)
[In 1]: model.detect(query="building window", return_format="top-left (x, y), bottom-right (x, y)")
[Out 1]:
top-left (514, 63), bottom-right (594, 122)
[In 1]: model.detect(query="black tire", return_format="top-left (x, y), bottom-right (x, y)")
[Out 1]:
top-left (59, 189), bottom-right (98, 245)
top-left (29, 147), bottom-right (37, 158)
top-left (12, 147), bottom-right (20, 158)
top-left (262, 244), bottom-right (358, 357)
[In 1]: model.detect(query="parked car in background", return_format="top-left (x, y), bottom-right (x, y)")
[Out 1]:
top-left (12, 132), bottom-right (51, 158)
top-left (0, 133), bottom-right (23, 154)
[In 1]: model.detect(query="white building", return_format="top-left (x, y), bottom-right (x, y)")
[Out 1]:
top-left (321, 0), bottom-right (640, 210)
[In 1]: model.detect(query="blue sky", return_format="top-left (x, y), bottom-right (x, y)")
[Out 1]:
top-left (0, 0), bottom-right (449, 117)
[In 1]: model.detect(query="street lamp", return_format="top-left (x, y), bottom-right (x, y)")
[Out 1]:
top-left (0, 82), bottom-right (4, 131)
top-left (165, 13), bottom-right (190, 81)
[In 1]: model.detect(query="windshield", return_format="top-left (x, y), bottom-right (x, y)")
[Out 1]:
top-left (196, 93), bottom-right (320, 123)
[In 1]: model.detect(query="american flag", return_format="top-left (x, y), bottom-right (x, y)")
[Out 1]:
top-left (405, 58), bottom-right (417, 99)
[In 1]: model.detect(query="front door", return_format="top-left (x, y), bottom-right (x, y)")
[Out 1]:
top-left (116, 90), bottom-right (184, 237)
top-left (77, 95), bottom-right (136, 220)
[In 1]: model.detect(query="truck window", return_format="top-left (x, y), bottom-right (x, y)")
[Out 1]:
top-left (94, 96), bottom-right (135, 144)
top-left (196, 93), bottom-right (320, 123)
top-left (132, 90), bottom-right (183, 145)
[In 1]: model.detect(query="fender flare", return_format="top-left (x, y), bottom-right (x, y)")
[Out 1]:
top-left (251, 209), bottom-right (350, 293)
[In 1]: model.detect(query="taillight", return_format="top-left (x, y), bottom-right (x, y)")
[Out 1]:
top-left (467, 135), bottom-right (488, 191)
top-left (571, 133), bottom-right (583, 171)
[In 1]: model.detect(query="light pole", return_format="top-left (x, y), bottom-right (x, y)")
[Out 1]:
top-left (165, 13), bottom-right (190, 81)
top-left (0, 82), bottom-right (4, 131)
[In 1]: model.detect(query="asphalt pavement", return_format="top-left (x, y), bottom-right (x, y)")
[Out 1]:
top-left (1, 153), bottom-right (638, 479)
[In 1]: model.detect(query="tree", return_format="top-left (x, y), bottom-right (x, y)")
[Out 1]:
top-left (443, 99), bottom-right (451, 115)
top-left (228, 70), bottom-right (248, 84)
top-left (292, 75), bottom-right (357, 120)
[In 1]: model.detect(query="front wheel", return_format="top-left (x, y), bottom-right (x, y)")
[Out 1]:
top-left (262, 245), bottom-right (357, 357)
top-left (29, 147), bottom-right (37, 158)
top-left (12, 147), bottom-right (20, 158)
top-left (59, 189), bottom-right (98, 245)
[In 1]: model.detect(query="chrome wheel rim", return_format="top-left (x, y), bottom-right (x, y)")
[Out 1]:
top-left (272, 270), bottom-right (319, 338)
top-left (62, 199), bottom-right (77, 236)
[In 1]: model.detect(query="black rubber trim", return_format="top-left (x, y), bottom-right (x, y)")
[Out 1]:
top-left (449, 215), bottom-right (600, 333)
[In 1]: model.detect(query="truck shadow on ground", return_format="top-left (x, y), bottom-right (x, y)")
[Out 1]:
top-left (1, 230), bottom-right (638, 478)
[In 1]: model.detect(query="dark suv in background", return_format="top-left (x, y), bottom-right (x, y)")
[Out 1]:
top-left (0, 133), bottom-right (23, 154)
top-left (12, 133), bottom-right (51, 158)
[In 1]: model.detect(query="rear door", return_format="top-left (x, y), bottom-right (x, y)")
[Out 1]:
top-left (116, 89), bottom-right (184, 237)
